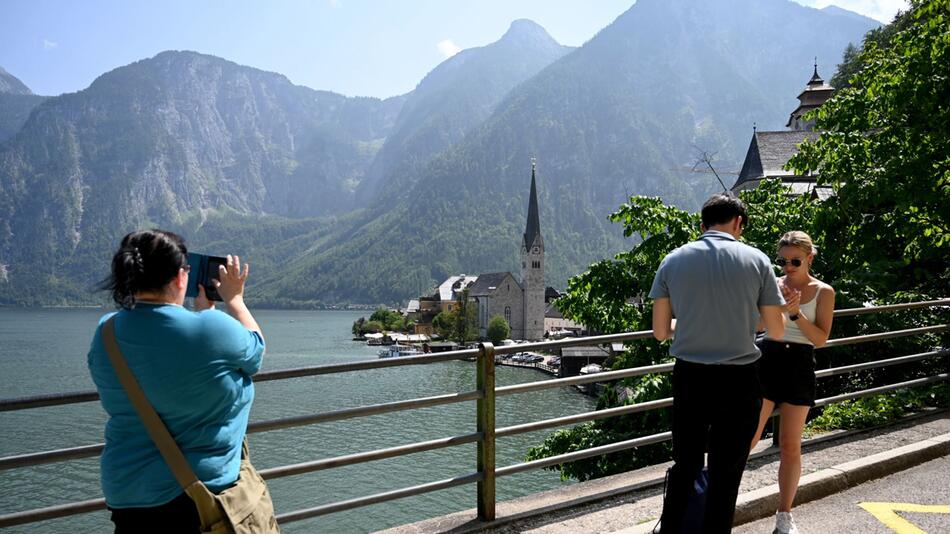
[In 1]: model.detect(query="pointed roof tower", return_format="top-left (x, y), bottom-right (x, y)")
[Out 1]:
top-left (807, 60), bottom-right (824, 86)
top-left (787, 60), bottom-right (835, 130)
top-left (523, 159), bottom-right (542, 249)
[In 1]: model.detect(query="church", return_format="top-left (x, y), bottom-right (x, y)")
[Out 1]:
top-left (469, 162), bottom-right (546, 341)
top-left (406, 162), bottom-right (547, 341)
top-left (730, 63), bottom-right (835, 198)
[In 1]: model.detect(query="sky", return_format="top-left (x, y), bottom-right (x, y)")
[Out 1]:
top-left (2, 0), bottom-right (909, 99)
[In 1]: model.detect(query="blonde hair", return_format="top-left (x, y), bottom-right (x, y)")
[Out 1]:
top-left (777, 230), bottom-right (817, 256)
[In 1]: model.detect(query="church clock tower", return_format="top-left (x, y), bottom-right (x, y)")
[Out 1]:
top-left (521, 160), bottom-right (545, 341)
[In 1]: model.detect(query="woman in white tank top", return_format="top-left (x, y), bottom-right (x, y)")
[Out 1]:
top-left (750, 231), bottom-right (835, 534)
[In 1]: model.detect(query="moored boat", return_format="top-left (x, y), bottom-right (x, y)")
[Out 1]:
top-left (378, 344), bottom-right (425, 359)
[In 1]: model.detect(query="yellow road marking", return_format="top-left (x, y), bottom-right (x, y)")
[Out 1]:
top-left (859, 502), bottom-right (950, 534)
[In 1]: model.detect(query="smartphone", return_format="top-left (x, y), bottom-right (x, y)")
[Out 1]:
top-left (185, 253), bottom-right (228, 301)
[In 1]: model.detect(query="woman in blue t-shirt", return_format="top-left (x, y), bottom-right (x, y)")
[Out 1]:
top-left (87, 229), bottom-right (266, 533)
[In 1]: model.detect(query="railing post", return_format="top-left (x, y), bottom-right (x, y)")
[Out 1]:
top-left (476, 342), bottom-right (496, 521)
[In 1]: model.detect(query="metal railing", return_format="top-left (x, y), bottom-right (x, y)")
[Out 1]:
top-left (0, 299), bottom-right (947, 528)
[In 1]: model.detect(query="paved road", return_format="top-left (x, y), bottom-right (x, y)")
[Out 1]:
top-left (734, 455), bottom-right (950, 534)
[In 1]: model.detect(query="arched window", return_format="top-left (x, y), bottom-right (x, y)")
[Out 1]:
top-left (504, 306), bottom-right (511, 325)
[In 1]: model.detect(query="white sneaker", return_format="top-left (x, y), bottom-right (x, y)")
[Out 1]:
top-left (773, 511), bottom-right (799, 534)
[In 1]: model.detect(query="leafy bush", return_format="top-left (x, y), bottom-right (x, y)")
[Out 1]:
top-left (807, 383), bottom-right (950, 432)
top-left (487, 315), bottom-right (511, 344)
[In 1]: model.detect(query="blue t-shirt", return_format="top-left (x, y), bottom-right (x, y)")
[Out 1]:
top-left (87, 303), bottom-right (264, 508)
top-left (649, 230), bottom-right (784, 364)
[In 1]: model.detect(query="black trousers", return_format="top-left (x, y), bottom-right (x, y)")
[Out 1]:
top-left (660, 359), bottom-right (761, 534)
top-left (110, 491), bottom-right (201, 534)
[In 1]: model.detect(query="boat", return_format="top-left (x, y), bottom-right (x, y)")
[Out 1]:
top-left (577, 363), bottom-right (604, 395)
top-left (378, 344), bottom-right (425, 359)
top-left (579, 363), bottom-right (603, 375)
top-left (364, 332), bottom-right (386, 346)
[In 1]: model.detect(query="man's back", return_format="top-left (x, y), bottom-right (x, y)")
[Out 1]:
top-left (650, 230), bottom-right (780, 364)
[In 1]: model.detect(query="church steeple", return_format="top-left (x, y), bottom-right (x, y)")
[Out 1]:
top-left (523, 159), bottom-right (542, 250)
top-left (521, 159), bottom-right (545, 341)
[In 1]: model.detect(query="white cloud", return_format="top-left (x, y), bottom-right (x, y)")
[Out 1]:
top-left (43, 39), bottom-right (58, 50)
top-left (328, 0), bottom-right (339, 7)
top-left (436, 39), bottom-right (461, 59)
top-left (793, 0), bottom-right (910, 24)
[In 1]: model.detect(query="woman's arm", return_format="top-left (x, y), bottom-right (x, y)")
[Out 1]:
top-left (215, 255), bottom-right (264, 343)
top-left (793, 283), bottom-right (835, 347)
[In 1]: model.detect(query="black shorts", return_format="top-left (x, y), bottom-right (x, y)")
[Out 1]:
top-left (757, 339), bottom-right (816, 407)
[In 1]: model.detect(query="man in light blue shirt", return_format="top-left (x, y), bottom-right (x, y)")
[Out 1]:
top-left (651, 193), bottom-right (784, 533)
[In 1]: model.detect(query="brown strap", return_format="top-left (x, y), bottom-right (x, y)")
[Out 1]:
top-left (102, 317), bottom-right (200, 490)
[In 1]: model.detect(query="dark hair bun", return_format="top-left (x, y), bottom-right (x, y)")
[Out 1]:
top-left (100, 230), bottom-right (188, 309)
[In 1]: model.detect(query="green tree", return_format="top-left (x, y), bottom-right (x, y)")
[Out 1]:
top-left (789, 0), bottom-right (949, 301)
top-left (432, 311), bottom-right (453, 339)
top-left (831, 8), bottom-right (914, 90)
top-left (361, 320), bottom-right (384, 333)
top-left (432, 295), bottom-right (478, 343)
top-left (487, 315), bottom-right (511, 344)
top-left (351, 317), bottom-right (365, 336)
top-left (450, 288), bottom-right (479, 344)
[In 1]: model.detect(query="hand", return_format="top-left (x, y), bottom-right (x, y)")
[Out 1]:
top-left (782, 286), bottom-right (801, 315)
top-left (213, 254), bottom-right (249, 305)
top-left (194, 284), bottom-right (215, 311)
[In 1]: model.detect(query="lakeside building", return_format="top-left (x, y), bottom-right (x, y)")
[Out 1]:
top-left (405, 276), bottom-right (475, 336)
top-left (730, 64), bottom-right (834, 199)
top-left (406, 162), bottom-right (573, 341)
top-left (543, 288), bottom-right (584, 337)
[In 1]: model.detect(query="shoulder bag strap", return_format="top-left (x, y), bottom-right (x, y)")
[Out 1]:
top-left (102, 317), bottom-right (226, 529)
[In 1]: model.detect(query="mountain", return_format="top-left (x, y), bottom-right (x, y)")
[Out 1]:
top-left (356, 19), bottom-right (572, 205)
top-left (821, 5), bottom-right (885, 26)
top-left (259, 0), bottom-right (879, 305)
top-left (0, 67), bottom-right (47, 143)
top-left (0, 0), bottom-right (880, 306)
top-left (0, 67), bottom-right (33, 95)
top-left (0, 51), bottom-right (405, 304)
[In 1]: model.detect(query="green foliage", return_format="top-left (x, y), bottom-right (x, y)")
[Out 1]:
top-left (556, 197), bottom-right (700, 337)
top-left (361, 320), bottom-right (384, 333)
top-left (452, 289), bottom-right (479, 343)
top-left (351, 307), bottom-right (410, 334)
top-left (789, 0), bottom-right (950, 301)
top-left (807, 383), bottom-right (950, 432)
top-left (432, 311), bottom-right (453, 339)
top-left (830, 8), bottom-right (915, 90)
top-left (487, 315), bottom-right (511, 344)
top-left (525, 372), bottom-right (673, 481)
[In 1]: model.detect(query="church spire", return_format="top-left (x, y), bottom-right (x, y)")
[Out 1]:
top-left (523, 159), bottom-right (541, 249)
top-left (808, 58), bottom-right (824, 86)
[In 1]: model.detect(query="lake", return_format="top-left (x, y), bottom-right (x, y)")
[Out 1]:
top-left (0, 308), bottom-right (596, 533)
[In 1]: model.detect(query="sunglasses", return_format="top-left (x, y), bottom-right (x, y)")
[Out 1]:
top-left (775, 258), bottom-right (804, 267)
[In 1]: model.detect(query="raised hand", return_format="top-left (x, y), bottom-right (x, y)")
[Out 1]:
top-left (213, 254), bottom-right (250, 305)
top-left (782, 285), bottom-right (802, 316)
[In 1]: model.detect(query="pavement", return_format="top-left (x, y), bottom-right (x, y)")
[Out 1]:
top-left (733, 455), bottom-right (950, 534)
top-left (379, 409), bottom-right (950, 534)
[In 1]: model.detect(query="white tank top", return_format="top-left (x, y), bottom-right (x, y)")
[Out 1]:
top-left (769, 293), bottom-right (819, 346)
